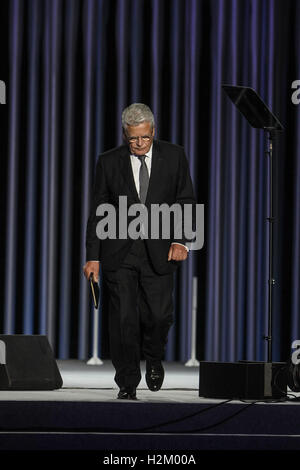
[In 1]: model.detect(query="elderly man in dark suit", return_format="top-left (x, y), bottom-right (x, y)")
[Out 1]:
top-left (84, 103), bottom-right (196, 400)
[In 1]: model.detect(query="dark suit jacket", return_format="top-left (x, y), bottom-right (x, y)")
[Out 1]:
top-left (86, 139), bottom-right (196, 274)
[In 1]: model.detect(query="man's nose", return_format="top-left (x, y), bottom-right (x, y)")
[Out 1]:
top-left (136, 137), bottom-right (143, 146)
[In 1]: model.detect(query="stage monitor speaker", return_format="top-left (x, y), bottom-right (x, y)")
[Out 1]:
top-left (199, 361), bottom-right (287, 400)
top-left (0, 335), bottom-right (63, 390)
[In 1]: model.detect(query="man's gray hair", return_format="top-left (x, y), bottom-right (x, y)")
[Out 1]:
top-left (122, 103), bottom-right (155, 131)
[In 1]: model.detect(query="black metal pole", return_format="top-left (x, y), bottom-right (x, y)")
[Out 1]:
top-left (265, 131), bottom-right (275, 363)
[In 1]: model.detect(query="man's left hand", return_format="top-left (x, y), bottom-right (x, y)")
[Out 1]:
top-left (168, 244), bottom-right (188, 262)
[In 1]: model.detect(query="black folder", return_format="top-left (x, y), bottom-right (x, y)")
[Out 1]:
top-left (89, 273), bottom-right (99, 309)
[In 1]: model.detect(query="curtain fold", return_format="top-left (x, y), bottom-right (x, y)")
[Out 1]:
top-left (58, 0), bottom-right (80, 358)
top-left (290, 0), bottom-right (300, 341)
top-left (4, 0), bottom-right (24, 334)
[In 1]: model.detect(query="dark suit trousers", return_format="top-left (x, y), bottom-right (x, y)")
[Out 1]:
top-left (103, 240), bottom-right (174, 389)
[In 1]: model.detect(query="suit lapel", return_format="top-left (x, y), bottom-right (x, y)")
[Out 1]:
top-left (119, 145), bottom-right (140, 202)
top-left (145, 140), bottom-right (163, 205)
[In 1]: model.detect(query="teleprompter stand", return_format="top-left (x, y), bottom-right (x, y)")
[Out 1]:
top-left (199, 85), bottom-right (286, 400)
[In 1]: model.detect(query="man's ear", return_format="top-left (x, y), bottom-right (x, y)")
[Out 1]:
top-left (152, 127), bottom-right (155, 137)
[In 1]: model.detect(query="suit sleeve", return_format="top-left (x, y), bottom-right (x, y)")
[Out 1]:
top-left (85, 156), bottom-right (108, 261)
top-left (172, 149), bottom-right (197, 246)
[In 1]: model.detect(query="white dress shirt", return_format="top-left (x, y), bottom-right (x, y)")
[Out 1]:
top-left (130, 145), bottom-right (188, 252)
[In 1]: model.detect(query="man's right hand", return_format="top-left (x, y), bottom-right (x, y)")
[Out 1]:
top-left (83, 261), bottom-right (100, 283)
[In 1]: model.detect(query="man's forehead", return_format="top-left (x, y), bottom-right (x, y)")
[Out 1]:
top-left (126, 122), bottom-right (153, 134)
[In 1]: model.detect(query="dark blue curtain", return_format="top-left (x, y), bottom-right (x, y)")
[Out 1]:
top-left (1, 0), bottom-right (299, 362)
top-left (206, 0), bottom-right (300, 362)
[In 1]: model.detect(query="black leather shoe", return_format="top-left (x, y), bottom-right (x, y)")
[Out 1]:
top-left (117, 387), bottom-right (137, 400)
top-left (145, 361), bottom-right (164, 391)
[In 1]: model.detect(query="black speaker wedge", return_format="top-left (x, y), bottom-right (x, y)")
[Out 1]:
top-left (199, 361), bottom-right (287, 400)
top-left (0, 335), bottom-right (63, 390)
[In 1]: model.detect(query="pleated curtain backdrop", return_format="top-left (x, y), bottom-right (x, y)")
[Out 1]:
top-left (1, 0), bottom-right (300, 362)
top-left (206, 0), bottom-right (300, 362)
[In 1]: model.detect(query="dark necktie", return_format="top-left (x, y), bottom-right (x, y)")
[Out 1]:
top-left (138, 155), bottom-right (149, 204)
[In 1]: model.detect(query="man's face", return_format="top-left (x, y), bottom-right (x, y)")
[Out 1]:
top-left (124, 121), bottom-right (155, 156)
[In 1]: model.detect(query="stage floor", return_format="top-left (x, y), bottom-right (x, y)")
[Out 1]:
top-left (0, 359), bottom-right (298, 404)
top-left (0, 359), bottom-right (203, 403)
top-left (1, 360), bottom-right (300, 453)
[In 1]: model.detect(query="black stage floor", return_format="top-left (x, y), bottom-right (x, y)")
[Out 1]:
top-left (1, 360), bottom-right (300, 456)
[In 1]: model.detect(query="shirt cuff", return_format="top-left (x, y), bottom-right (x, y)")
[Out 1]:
top-left (171, 242), bottom-right (189, 252)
